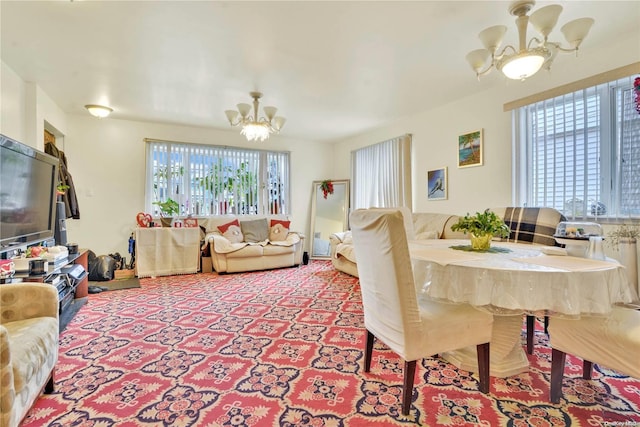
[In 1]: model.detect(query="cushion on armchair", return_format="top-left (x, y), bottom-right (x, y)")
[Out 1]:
top-left (497, 207), bottom-right (566, 246)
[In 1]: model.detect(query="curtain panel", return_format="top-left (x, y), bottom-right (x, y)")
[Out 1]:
top-left (351, 134), bottom-right (412, 210)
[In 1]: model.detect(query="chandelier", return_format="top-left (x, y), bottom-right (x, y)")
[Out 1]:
top-left (224, 92), bottom-right (286, 142)
top-left (465, 0), bottom-right (594, 81)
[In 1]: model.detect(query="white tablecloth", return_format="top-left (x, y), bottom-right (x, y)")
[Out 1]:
top-left (409, 239), bottom-right (638, 377)
top-left (135, 227), bottom-right (200, 278)
top-left (410, 239), bottom-right (637, 318)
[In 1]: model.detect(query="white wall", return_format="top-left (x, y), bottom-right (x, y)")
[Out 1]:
top-left (64, 115), bottom-right (332, 255)
top-left (1, 62), bottom-right (27, 143)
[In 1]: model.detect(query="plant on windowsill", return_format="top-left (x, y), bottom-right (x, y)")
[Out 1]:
top-left (153, 198), bottom-right (180, 227)
top-left (450, 209), bottom-right (510, 251)
top-left (606, 224), bottom-right (639, 298)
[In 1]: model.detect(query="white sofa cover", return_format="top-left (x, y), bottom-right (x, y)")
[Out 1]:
top-left (330, 211), bottom-right (466, 277)
top-left (200, 215), bottom-right (304, 273)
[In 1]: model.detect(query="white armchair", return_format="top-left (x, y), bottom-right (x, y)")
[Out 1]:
top-left (350, 208), bottom-right (493, 415)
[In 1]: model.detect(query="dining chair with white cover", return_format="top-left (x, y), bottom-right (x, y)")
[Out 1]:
top-left (350, 208), bottom-right (494, 415)
top-left (548, 305), bottom-right (640, 403)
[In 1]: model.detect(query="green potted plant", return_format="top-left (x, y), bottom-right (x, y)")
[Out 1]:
top-left (607, 224), bottom-right (639, 297)
top-left (153, 198), bottom-right (180, 227)
top-left (451, 209), bottom-right (510, 250)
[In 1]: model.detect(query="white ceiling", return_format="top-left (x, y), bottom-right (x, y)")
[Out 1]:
top-left (2, 1), bottom-right (639, 142)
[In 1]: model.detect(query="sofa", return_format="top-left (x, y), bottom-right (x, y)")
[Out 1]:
top-left (200, 215), bottom-right (305, 273)
top-left (0, 283), bottom-right (59, 427)
top-left (329, 207), bottom-right (565, 277)
top-left (330, 211), bottom-right (467, 277)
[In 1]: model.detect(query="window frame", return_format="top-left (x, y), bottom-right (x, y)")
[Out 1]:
top-left (513, 75), bottom-right (640, 221)
top-left (144, 140), bottom-right (291, 217)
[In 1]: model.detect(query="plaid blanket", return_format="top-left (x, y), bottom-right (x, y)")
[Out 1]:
top-left (493, 207), bottom-right (566, 246)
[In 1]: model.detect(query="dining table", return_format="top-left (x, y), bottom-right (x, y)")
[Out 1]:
top-left (409, 238), bottom-right (638, 378)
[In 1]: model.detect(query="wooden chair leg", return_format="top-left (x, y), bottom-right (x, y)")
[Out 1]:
top-left (402, 360), bottom-right (417, 416)
top-left (544, 316), bottom-right (549, 334)
top-left (550, 348), bottom-right (567, 403)
top-left (526, 315), bottom-right (535, 354)
top-left (44, 370), bottom-right (55, 394)
top-left (476, 343), bottom-right (490, 394)
top-left (364, 330), bottom-right (375, 373)
top-left (583, 360), bottom-right (593, 380)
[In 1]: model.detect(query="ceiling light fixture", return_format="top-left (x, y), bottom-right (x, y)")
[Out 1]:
top-left (84, 104), bottom-right (113, 118)
top-left (466, 0), bottom-right (594, 81)
top-left (225, 92), bottom-right (286, 142)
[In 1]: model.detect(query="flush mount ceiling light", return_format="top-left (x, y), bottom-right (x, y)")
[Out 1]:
top-left (466, 0), bottom-right (594, 81)
top-left (84, 104), bottom-right (113, 118)
top-left (225, 92), bottom-right (286, 142)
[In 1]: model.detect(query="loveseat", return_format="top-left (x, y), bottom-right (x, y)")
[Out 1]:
top-left (200, 215), bottom-right (305, 273)
top-left (0, 283), bottom-right (59, 427)
top-left (329, 207), bottom-right (564, 277)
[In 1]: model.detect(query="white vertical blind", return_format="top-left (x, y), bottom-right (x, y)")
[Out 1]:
top-left (145, 140), bottom-right (290, 216)
top-left (515, 75), bottom-right (640, 219)
top-left (351, 134), bottom-right (412, 210)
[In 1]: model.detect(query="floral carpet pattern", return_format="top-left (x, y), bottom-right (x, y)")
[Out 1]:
top-left (24, 261), bottom-right (640, 426)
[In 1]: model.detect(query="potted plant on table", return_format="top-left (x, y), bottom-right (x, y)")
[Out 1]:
top-left (450, 209), bottom-right (510, 251)
top-left (153, 198), bottom-right (180, 227)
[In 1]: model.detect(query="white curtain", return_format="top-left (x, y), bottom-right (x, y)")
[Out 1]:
top-left (351, 134), bottom-right (412, 210)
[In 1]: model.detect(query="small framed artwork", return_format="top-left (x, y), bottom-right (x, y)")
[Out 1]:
top-left (183, 217), bottom-right (199, 228)
top-left (427, 167), bottom-right (447, 200)
top-left (458, 129), bottom-right (483, 168)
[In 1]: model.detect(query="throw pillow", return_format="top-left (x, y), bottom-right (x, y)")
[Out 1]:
top-left (269, 219), bottom-right (291, 241)
top-left (218, 219), bottom-right (243, 244)
top-left (241, 218), bottom-right (269, 243)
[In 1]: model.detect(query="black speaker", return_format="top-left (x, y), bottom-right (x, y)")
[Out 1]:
top-left (54, 201), bottom-right (67, 246)
top-left (302, 251), bottom-right (309, 265)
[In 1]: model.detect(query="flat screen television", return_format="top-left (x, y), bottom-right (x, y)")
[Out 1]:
top-left (0, 134), bottom-right (59, 255)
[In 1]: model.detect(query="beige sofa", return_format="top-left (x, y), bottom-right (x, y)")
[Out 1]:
top-left (200, 215), bottom-right (305, 273)
top-left (330, 212), bottom-right (466, 277)
top-left (0, 283), bottom-right (59, 427)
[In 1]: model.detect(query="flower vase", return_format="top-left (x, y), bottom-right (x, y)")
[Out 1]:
top-left (470, 233), bottom-right (492, 251)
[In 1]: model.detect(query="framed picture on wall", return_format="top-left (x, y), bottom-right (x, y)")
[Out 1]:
top-left (427, 167), bottom-right (447, 200)
top-left (458, 129), bottom-right (483, 168)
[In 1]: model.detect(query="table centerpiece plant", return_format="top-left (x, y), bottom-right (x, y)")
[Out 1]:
top-left (450, 209), bottom-right (510, 250)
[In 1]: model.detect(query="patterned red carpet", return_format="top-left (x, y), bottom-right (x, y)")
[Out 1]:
top-left (24, 261), bottom-right (640, 426)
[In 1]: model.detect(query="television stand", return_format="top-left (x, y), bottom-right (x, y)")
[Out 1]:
top-left (9, 249), bottom-right (89, 332)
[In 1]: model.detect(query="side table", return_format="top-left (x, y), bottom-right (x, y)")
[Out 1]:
top-left (135, 227), bottom-right (200, 277)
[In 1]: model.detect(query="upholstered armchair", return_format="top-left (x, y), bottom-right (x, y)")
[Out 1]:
top-left (350, 208), bottom-right (493, 416)
top-left (0, 283), bottom-right (59, 427)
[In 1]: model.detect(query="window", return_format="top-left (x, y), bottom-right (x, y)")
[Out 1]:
top-left (145, 140), bottom-right (290, 217)
top-left (351, 134), bottom-right (412, 210)
top-left (514, 75), bottom-right (640, 220)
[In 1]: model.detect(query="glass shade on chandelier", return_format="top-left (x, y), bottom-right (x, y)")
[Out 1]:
top-left (465, 1), bottom-right (593, 81)
top-left (225, 92), bottom-right (286, 142)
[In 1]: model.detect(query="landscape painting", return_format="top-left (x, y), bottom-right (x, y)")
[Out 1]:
top-left (458, 129), bottom-right (483, 168)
